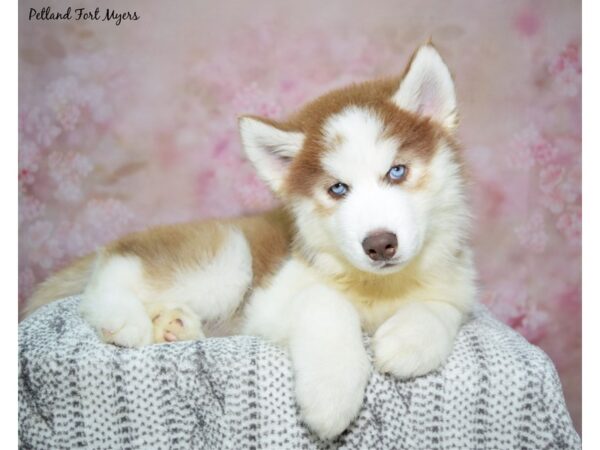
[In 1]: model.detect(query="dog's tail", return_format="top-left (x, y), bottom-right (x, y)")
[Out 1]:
top-left (21, 253), bottom-right (97, 320)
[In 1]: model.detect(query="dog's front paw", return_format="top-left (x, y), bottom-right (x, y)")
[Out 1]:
top-left (373, 305), bottom-right (454, 379)
top-left (294, 351), bottom-right (370, 439)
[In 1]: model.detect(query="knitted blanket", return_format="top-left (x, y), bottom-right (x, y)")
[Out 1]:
top-left (18, 297), bottom-right (580, 449)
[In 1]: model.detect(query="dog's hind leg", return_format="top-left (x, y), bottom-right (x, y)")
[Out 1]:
top-left (80, 222), bottom-right (254, 347)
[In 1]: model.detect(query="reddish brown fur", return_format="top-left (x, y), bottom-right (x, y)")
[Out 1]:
top-left (232, 209), bottom-right (293, 287)
top-left (109, 209), bottom-right (293, 290)
top-left (240, 42), bottom-right (462, 201)
top-left (108, 221), bottom-right (227, 288)
top-left (244, 77), bottom-right (450, 199)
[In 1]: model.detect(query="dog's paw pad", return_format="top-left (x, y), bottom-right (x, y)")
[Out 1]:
top-left (151, 307), bottom-right (204, 343)
top-left (164, 331), bottom-right (177, 342)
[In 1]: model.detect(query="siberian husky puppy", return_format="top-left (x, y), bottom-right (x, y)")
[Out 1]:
top-left (26, 43), bottom-right (476, 439)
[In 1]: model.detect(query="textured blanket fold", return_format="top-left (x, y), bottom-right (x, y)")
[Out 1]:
top-left (19, 297), bottom-right (580, 449)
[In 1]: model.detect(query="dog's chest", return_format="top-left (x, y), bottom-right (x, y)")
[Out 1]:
top-left (350, 297), bottom-right (404, 335)
top-left (328, 273), bottom-right (422, 334)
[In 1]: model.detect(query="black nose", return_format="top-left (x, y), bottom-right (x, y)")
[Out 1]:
top-left (362, 231), bottom-right (398, 261)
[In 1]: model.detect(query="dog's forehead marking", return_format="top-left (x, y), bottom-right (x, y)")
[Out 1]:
top-left (321, 106), bottom-right (398, 182)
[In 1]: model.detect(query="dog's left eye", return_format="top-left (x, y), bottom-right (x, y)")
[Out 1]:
top-left (387, 164), bottom-right (408, 182)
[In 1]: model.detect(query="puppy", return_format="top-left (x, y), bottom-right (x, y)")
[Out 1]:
top-left (26, 43), bottom-right (476, 439)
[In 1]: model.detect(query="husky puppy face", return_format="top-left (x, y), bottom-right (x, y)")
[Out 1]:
top-left (240, 45), bottom-right (466, 275)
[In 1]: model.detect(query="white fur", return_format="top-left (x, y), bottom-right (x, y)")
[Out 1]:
top-left (373, 300), bottom-right (463, 378)
top-left (392, 45), bottom-right (458, 129)
top-left (243, 259), bottom-right (315, 343)
top-left (413, 145), bottom-right (471, 272)
top-left (289, 285), bottom-right (370, 439)
top-left (318, 106), bottom-right (428, 273)
top-left (335, 184), bottom-right (426, 272)
top-left (321, 106), bottom-right (399, 183)
top-left (238, 117), bottom-right (305, 192)
top-left (290, 198), bottom-right (340, 263)
top-left (244, 259), bottom-right (370, 439)
top-left (158, 227), bottom-right (252, 322)
top-left (80, 255), bottom-right (153, 347)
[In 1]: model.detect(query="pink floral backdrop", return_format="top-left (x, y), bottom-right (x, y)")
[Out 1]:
top-left (19, 0), bottom-right (581, 432)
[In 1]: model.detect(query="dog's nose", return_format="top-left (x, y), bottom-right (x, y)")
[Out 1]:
top-left (362, 231), bottom-right (398, 261)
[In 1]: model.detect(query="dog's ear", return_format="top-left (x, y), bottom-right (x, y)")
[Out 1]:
top-left (238, 116), bottom-right (305, 192)
top-left (392, 44), bottom-right (458, 130)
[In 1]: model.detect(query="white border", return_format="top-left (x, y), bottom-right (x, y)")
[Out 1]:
top-left (582, 0), bottom-right (595, 447)
top-left (1, 0), bottom-right (18, 446)
top-left (6, 1), bottom-right (586, 447)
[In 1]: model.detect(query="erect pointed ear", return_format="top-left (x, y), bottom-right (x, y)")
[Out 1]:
top-left (238, 116), bottom-right (305, 193)
top-left (392, 44), bottom-right (458, 130)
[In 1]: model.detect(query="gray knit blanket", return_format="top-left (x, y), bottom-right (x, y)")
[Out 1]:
top-left (19, 297), bottom-right (580, 449)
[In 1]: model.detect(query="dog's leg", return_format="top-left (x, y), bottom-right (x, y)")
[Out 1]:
top-left (372, 300), bottom-right (464, 378)
top-left (243, 260), bottom-right (370, 439)
top-left (289, 285), bottom-right (370, 439)
top-left (80, 254), bottom-right (155, 347)
top-left (80, 225), bottom-right (253, 347)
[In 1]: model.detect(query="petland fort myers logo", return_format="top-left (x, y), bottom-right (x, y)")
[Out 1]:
top-left (28, 6), bottom-right (139, 26)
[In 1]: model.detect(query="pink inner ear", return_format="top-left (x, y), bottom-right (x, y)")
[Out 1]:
top-left (264, 145), bottom-right (293, 172)
top-left (272, 155), bottom-right (292, 172)
top-left (416, 76), bottom-right (441, 118)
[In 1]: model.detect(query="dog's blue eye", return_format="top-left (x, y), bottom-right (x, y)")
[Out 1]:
top-left (328, 182), bottom-right (349, 198)
top-left (387, 164), bottom-right (408, 182)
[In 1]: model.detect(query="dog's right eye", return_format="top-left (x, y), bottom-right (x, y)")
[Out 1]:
top-left (328, 182), bottom-right (349, 198)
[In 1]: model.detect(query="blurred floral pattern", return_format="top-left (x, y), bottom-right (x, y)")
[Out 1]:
top-left (19, 0), bottom-right (581, 432)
